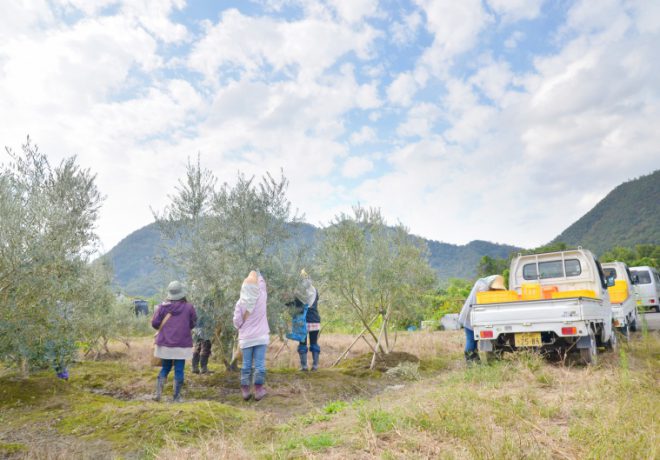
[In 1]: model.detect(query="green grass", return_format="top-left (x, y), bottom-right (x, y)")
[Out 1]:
top-left (1, 331), bottom-right (658, 458)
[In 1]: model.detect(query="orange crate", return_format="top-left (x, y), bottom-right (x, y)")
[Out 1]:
top-left (542, 286), bottom-right (559, 299)
top-left (551, 290), bottom-right (597, 300)
top-left (476, 290), bottom-right (520, 304)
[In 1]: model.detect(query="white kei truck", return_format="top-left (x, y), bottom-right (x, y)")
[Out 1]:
top-left (471, 248), bottom-right (616, 365)
top-left (602, 261), bottom-right (640, 339)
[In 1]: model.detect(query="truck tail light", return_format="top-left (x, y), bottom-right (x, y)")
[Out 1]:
top-left (480, 330), bottom-right (493, 339)
top-left (613, 319), bottom-right (621, 327)
top-left (651, 299), bottom-right (656, 304)
top-left (561, 327), bottom-right (577, 335)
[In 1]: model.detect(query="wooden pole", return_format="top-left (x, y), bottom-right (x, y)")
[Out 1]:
top-left (370, 317), bottom-right (386, 370)
top-left (273, 338), bottom-right (289, 360)
top-left (331, 314), bottom-right (379, 367)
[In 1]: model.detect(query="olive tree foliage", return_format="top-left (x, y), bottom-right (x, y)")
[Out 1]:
top-left (0, 139), bottom-right (106, 373)
top-left (154, 158), bottom-right (308, 370)
top-left (318, 206), bottom-right (437, 360)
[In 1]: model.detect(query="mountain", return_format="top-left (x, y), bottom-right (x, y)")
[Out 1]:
top-left (102, 222), bottom-right (520, 297)
top-left (553, 170), bottom-right (660, 255)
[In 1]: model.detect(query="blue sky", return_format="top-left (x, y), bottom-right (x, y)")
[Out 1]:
top-left (1, 0), bottom-right (659, 252)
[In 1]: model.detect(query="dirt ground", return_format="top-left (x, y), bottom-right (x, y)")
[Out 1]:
top-left (1, 330), bottom-right (657, 459)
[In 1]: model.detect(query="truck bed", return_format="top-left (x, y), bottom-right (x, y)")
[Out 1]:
top-left (471, 297), bottom-right (611, 339)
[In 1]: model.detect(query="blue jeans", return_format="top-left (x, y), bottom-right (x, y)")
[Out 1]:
top-left (464, 328), bottom-right (477, 353)
top-left (241, 344), bottom-right (267, 386)
top-left (160, 359), bottom-right (185, 381)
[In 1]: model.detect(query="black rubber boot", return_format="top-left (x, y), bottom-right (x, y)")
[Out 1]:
top-left (299, 352), bottom-right (308, 371)
top-left (464, 351), bottom-right (480, 365)
top-left (173, 379), bottom-right (184, 402)
top-left (311, 351), bottom-right (320, 371)
top-left (200, 355), bottom-right (212, 374)
top-left (153, 376), bottom-right (165, 402)
top-left (192, 352), bottom-right (200, 374)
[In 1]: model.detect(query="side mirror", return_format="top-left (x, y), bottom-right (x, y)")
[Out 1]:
top-left (632, 275), bottom-right (639, 284)
top-left (606, 277), bottom-right (616, 288)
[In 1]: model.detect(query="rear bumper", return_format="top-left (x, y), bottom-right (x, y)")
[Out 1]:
top-left (473, 320), bottom-right (591, 343)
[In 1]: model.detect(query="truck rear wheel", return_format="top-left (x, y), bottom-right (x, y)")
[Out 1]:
top-left (579, 332), bottom-right (598, 365)
top-left (630, 312), bottom-right (638, 332)
top-left (617, 323), bottom-right (630, 341)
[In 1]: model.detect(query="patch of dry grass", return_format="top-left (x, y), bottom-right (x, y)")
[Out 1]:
top-left (2, 330), bottom-right (657, 459)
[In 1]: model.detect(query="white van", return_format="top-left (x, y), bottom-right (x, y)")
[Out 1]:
top-left (630, 266), bottom-right (660, 312)
top-left (602, 262), bottom-right (639, 338)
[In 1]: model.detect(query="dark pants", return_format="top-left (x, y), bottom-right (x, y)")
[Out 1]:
top-left (298, 330), bottom-right (320, 354)
top-left (159, 359), bottom-right (185, 381)
top-left (464, 328), bottom-right (477, 353)
top-left (194, 339), bottom-right (212, 357)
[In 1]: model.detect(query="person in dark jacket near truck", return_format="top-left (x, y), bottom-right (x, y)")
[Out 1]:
top-left (152, 281), bottom-right (197, 402)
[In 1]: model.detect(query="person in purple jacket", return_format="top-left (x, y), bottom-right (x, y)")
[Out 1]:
top-left (233, 270), bottom-right (269, 401)
top-left (152, 280), bottom-right (197, 402)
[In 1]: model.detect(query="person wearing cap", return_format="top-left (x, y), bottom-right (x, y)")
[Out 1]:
top-left (233, 270), bottom-right (269, 401)
top-left (458, 275), bottom-right (506, 364)
top-left (152, 280), bottom-right (197, 402)
top-left (291, 270), bottom-right (321, 371)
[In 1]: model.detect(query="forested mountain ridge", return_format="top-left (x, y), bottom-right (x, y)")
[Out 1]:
top-left (552, 170), bottom-right (659, 254)
top-left (103, 170), bottom-right (659, 296)
top-left (102, 222), bottom-right (519, 297)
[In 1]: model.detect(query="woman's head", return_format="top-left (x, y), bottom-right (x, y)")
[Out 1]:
top-left (166, 280), bottom-right (187, 301)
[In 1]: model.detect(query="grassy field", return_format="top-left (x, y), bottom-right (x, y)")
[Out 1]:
top-left (0, 329), bottom-right (658, 459)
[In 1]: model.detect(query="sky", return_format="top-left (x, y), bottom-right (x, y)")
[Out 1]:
top-left (1, 0), bottom-right (659, 253)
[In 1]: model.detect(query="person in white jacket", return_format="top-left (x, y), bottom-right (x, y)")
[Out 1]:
top-left (458, 275), bottom-right (505, 363)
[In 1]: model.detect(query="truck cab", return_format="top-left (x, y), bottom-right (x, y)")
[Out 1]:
top-left (471, 248), bottom-right (615, 364)
top-left (602, 261), bottom-right (639, 338)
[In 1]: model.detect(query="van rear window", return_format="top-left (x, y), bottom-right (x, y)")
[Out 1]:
top-left (523, 259), bottom-right (582, 280)
top-left (632, 270), bottom-right (652, 284)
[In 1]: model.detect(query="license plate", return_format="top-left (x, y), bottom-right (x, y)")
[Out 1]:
top-left (515, 332), bottom-right (542, 347)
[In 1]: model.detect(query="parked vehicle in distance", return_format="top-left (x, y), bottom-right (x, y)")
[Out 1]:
top-left (630, 266), bottom-right (660, 313)
top-left (602, 262), bottom-right (639, 339)
top-left (471, 248), bottom-right (616, 365)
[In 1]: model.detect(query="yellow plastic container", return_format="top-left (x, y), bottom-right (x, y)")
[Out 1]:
top-left (542, 286), bottom-right (559, 299)
top-left (608, 280), bottom-right (629, 304)
top-left (551, 290), bottom-right (598, 300)
top-left (521, 283), bottom-right (542, 300)
top-left (476, 290), bottom-right (520, 304)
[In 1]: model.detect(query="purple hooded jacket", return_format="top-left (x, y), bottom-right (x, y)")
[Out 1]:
top-left (152, 301), bottom-right (197, 348)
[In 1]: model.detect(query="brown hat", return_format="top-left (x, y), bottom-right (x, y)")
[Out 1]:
top-left (489, 275), bottom-right (506, 291)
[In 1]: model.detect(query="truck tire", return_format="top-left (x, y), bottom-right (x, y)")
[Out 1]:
top-left (579, 332), bottom-right (598, 366)
top-left (604, 328), bottom-right (618, 352)
top-left (630, 312), bottom-right (638, 332)
top-left (617, 323), bottom-right (630, 341)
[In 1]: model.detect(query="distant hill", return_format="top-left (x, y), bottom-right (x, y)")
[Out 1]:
top-left (102, 222), bottom-right (520, 297)
top-left (553, 170), bottom-right (660, 254)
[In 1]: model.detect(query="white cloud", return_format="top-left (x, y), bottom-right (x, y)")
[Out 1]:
top-left (350, 126), bottom-right (376, 145)
top-left (390, 11), bottom-right (423, 46)
top-left (188, 8), bottom-right (379, 83)
top-left (415, 0), bottom-right (492, 76)
top-left (504, 30), bottom-right (524, 49)
top-left (387, 72), bottom-right (418, 106)
top-left (486, 0), bottom-right (544, 22)
top-left (342, 156), bottom-right (374, 178)
top-left (328, 0), bottom-right (380, 24)
top-left (1, 0), bottom-right (659, 254)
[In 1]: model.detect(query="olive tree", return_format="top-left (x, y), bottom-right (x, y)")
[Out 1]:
top-left (0, 138), bottom-right (104, 374)
top-left (318, 206), bottom-right (436, 365)
top-left (155, 159), bottom-right (307, 369)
